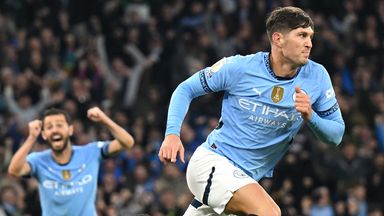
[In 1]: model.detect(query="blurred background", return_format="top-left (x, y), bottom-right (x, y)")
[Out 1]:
top-left (0, 0), bottom-right (383, 215)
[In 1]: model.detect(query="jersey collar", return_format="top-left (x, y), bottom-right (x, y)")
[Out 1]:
top-left (263, 52), bottom-right (301, 80)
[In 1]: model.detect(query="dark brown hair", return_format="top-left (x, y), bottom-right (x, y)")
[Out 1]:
top-left (266, 6), bottom-right (314, 40)
top-left (41, 108), bottom-right (72, 125)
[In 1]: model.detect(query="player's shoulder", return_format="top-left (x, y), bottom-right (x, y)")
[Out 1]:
top-left (27, 148), bottom-right (52, 163)
top-left (302, 59), bottom-right (329, 78)
top-left (73, 141), bottom-right (109, 151)
top-left (29, 148), bottom-right (51, 158)
top-left (220, 52), bottom-right (263, 74)
top-left (305, 59), bottom-right (327, 72)
top-left (227, 52), bottom-right (263, 64)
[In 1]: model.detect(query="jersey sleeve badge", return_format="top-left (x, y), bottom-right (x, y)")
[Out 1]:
top-left (207, 58), bottom-right (226, 78)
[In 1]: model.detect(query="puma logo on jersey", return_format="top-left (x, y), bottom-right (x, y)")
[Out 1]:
top-left (252, 88), bottom-right (262, 96)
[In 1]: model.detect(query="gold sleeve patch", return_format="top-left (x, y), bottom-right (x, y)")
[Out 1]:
top-left (207, 58), bottom-right (226, 78)
top-left (212, 58), bottom-right (225, 72)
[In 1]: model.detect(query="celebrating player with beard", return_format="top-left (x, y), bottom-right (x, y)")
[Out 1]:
top-left (8, 107), bottom-right (134, 216)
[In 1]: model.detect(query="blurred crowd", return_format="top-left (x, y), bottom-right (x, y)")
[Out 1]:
top-left (0, 0), bottom-right (383, 215)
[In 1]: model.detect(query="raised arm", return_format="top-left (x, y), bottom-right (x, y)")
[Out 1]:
top-left (8, 120), bottom-right (42, 177)
top-left (4, 85), bottom-right (22, 115)
top-left (122, 44), bottom-right (147, 108)
top-left (95, 35), bottom-right (121, 89)
top-left (87, 107), bottom-right (134, 154)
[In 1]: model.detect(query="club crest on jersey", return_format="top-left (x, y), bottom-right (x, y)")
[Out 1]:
top-left (293, 89), bottom-right (307, 101)
top-left (271, 86), bottom-right (284, 103)
top-left (233, 170), bottom-right (248, 178)
top-left (62, 170), bottom-right (71, 180)
top-left (207, 58), bottom-right (225, 78)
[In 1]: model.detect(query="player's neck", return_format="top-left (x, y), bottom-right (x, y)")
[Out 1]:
top-left (52, 143), bottom-right (73, 165)
top-left (269, 51), bottom-right (300, 78)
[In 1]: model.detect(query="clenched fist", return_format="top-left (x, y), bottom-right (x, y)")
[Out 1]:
top-left (87, 107), bottom-right (108, 123)
top-left (28, 120), bottom-right (42, 139)
top-left (294, 86), bottom-right (312, 120)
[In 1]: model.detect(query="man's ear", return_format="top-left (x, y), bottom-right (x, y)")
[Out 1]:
top-left (41, 130), bottom-right (47, 140)
top-left (69, 125), bottom-right (74, 136)
top-left (272, 32), bottom-right (283, 47)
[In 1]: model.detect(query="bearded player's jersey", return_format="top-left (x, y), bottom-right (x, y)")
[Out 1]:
top-left (166, 52), bottom-right (344, 180)
top-left (27, 141), bottom-right (110, 216)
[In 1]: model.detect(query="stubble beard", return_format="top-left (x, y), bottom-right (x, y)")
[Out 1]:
top-left (49, 136), bottom-right (70, 154)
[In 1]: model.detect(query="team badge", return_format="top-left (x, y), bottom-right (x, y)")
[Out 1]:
top-left (233, 170), bottom-right (248, 178)
top-left (293, 89), bottom-right (307, 101)
top-left (62, 170), bottom-right (71, 180)
top-left (271, 86), bottom-right (284, 103)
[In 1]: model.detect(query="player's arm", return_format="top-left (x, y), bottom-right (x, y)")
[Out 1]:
top-left (295, 85), bottom-right (345, 145)
top-left (159, 57), bottom-right (242, 163)
top-left (8, 120), bottom-right (42, 177)
top-left (159, 71), bottom-right (209, 163)
top-left (307, 105), bottom-right (344, 145)
top-left (87, 107), bottom-right (134, 154)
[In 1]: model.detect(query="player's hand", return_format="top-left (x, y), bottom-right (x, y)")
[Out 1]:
top-left (28, 120), bottom-right (42, 139)
top-left (294, 86), bottom-right (312, 120)
top-left (87, 107), bottom-right (108, 123)
top-left (158, 134), bottom-right (185, 164)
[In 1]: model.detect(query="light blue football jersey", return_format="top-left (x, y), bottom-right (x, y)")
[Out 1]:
top-left (27, 141), bottom-right (110, 216)
top-left (166, 52), bottom-right (344, 180)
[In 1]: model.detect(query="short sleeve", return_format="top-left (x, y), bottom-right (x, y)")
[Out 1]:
top-left (93, 141), bottom-right (112, 159)
top-left (26, 152), bottom-right (39, 177)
